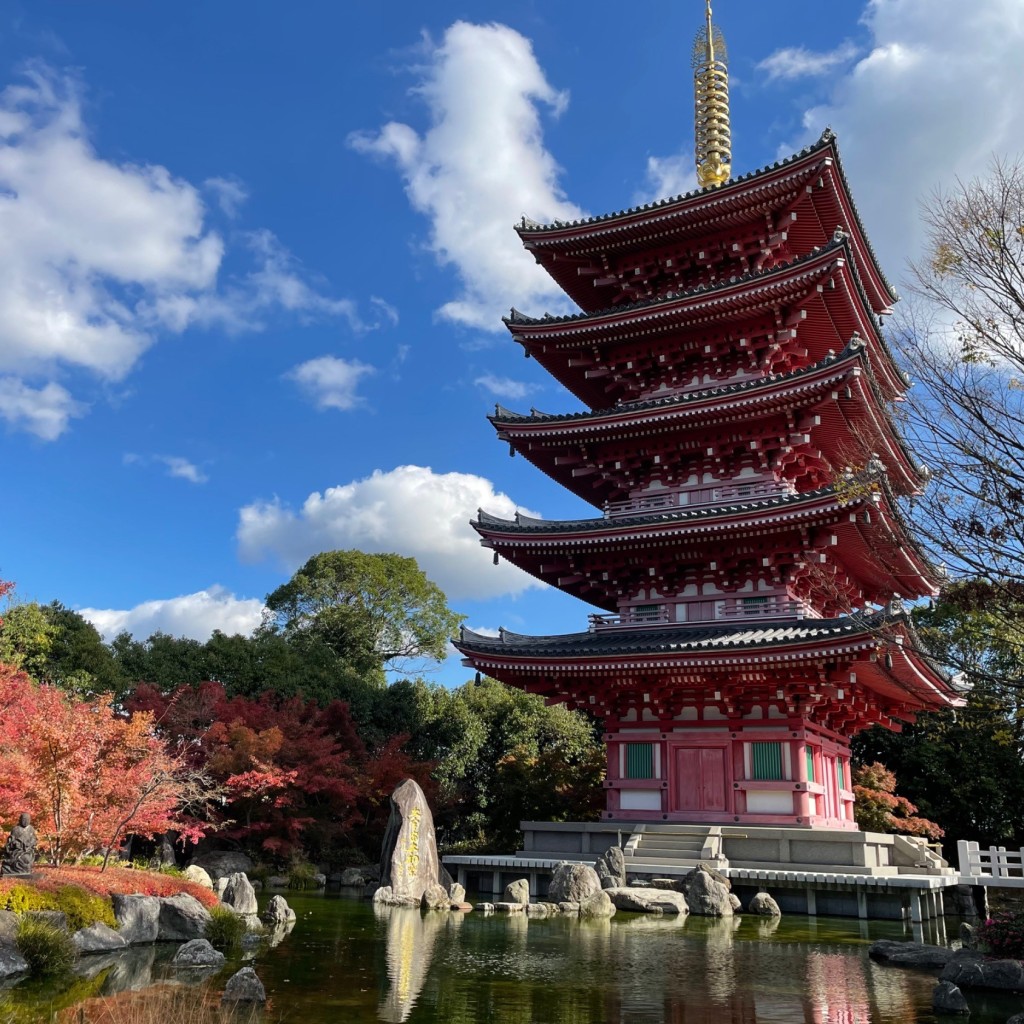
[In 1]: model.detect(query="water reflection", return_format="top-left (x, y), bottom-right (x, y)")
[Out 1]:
top-left (376, 906), bottom-right (445, 1022)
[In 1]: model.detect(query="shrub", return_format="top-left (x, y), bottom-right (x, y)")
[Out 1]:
top-left (3, 883), bottom-right (57, 916)
top-left (978, 911), bottom-right (1024, 959)
top-left (16, 917), bottom-right (76, 975)
top-left (204, 905), bottom-right (248, 950)
top-left (52, 885), bottom-right (116, 932)
top-left (287, 861), bottom-right (318, 891)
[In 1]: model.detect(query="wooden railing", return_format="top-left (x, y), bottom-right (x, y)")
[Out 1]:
top-left (958, 840), bottom-right (1024, 885)
top-left (589, 606), bottom-right (672, 629)
top-left (720, 599), bottom-right (808, 620)
top-left (604, 480), bottom-right (795, 518)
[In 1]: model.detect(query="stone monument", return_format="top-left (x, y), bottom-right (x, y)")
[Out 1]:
top-left (2, 813), bottom-right (37, 876)
top-left (373, 779), bottom-right (442, 907)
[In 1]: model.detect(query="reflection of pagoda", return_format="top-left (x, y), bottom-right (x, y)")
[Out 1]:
top-left (455, 2), bottom-right (963, 830)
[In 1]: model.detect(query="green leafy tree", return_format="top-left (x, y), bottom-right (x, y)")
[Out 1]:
top-left (264, 550), bottom-right (464, 676)
top-left (853, 581), bottom-right (1024, 851)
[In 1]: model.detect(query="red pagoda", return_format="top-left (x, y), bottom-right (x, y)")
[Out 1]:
top-left (455, 4), bottom-right (964, 831)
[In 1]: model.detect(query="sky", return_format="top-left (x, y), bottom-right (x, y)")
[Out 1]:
top-left (3, 0), bottom-right (1024, 687)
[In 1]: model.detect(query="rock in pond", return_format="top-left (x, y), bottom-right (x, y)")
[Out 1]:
top-left (474, 903), bottom-right (495, 913)
top-left (594, 846), bottom-right (626, 889)
top-left (222, 966), bottom-right (266, 1004)
top-left (941, 953), bottom-right (1024, 992)
top-left (421, 883), bottom-right (450, 910)
top-left (337, 867), bottom-right (368, 887)
top-left (172, 938), bottom-right (225, 968)
top-left (221, 872), bottom-right (258, 916)
top-left (449, 882), bottom-right (466, 904)
top-left (493, 902), bottom-right (526, 913)
top-left (504, 879), bottom-right (530, 905)
top-left (685, 869), bottom-right (732, 917)
top-left (869, 940), bottom-right (957, 968)
top-left (157, 893), bottom-right (212, 942)
top-left (548, 862), bottom-right (601, 904)
top-left (932, 980), bottom-right (969, 1014)
top-left (376, 778), bottom-right (442, 906)
top-left (72, 922), bottom-right (127, 954)
top-left (579, 890), bottom-right (616, 919)
top-left (0, 946), bottom-right (28, 980)
top-left (605, 887), bottom-right (689, 915)
top-left (112, 894), bottom-right (161, 945)
top-left (747, 891), bottom-right (781, 917)
top-left (262, 894), bottom-right (296, 926)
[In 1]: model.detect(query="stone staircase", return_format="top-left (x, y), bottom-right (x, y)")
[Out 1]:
top-left (623, 825), bottom-right (727, 877)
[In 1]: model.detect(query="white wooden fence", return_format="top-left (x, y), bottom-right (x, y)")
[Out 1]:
top-left (958, 840), bottom-right (1024, 886)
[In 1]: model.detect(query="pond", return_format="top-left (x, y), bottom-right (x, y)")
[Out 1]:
top-left (2, 892), bottom-right (1022, 1023)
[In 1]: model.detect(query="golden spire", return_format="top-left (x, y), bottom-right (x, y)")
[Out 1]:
top-left (692, 0), bottom-right (732, 189)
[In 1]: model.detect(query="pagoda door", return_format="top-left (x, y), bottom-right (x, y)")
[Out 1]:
top-left (674, 746), bottom-right (727, 812)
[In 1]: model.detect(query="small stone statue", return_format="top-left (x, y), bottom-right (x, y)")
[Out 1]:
top-left (2, 813), bottom-right (37, 875)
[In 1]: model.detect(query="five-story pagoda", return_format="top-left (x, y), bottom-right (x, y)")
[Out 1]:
top-left (455, 3), bottom-right (964, 830)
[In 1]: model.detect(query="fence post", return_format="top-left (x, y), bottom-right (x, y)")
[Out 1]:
top-left (957, 840), bottom-right (973, 877)
top-left (992, 846), bottom-right (1005, 878)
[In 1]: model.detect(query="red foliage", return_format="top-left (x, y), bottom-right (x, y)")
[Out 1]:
top-left (0, 864), bottom-right (219, 908)
top-left (129, 682), bottom-right (434, 860)
top-left (852, 761), bottom-right (944, 841)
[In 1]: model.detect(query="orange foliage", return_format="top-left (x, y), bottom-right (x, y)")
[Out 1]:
top-left (0, 663), bottom-right (212, 865)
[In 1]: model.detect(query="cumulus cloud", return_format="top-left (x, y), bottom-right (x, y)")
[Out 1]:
top-left (349, 21), bottom-right (585, 330)
top-left (237, 464), bottom-right (541, 601)
top-left (783, 0), bottom-right (1024, 276)
top-left (285, 355), bottom-right (375, 411)
top-left (642, 153), bottom-right (697, 203)
top-left (474, 373), bottom-right (539, 402)
top-left (757, 41), bottom-right (859, 81)
top-left (0, 377), bottom-right (85, 440)
top-left (81, 586), bottom-right (266, 642)
top-left (0, 65), bottom-right (376, 439)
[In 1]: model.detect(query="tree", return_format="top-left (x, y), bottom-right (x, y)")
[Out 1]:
top-left (895, 157), bottom-right (1024, 680)
top-left (851, 762), bottom-right (942, 841)
top-left (264, 551), bottom-right (464, 675)
top-left (0, 663), bottom-right (214, 866)
top-left (853, 583), bottom-right (1024, 851)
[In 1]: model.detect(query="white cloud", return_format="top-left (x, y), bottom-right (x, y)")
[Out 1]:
top-left (757, 42), bottom-right (859, 81)
top-left (236, 464), bottom-right (542, 601)
top-left (784, 0), bottom-right (1024, 278)
top-left (204, 176), bottom-right (248, 218)
top-left (159, 455), bottom-right (207, 484)
top-left (0, 376), bottom-right (85, 439)
top-left (285, 355), bottom-right (375, 411)
top-left (81, 586), bottom-right (266, 642)
top-left (370, 296), bottom-right (400, 327)
top-left (0, 65), bottom-right (374, 439)
top-left (474, 373), bottom-right (537, 402)
top-left (641, 153), bottom-right (697, 203)
top-left (350, 21), bottom-right (585, 330)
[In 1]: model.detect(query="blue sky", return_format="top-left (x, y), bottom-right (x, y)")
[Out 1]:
top-left (3, 0), bottom-right (1023, 686)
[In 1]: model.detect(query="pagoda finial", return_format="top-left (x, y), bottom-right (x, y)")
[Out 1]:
top-left (692, 1), bottom-right (732, 190)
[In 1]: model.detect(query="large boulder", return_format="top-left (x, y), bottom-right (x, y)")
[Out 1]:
top-left (338, 868), bottom-right (368, 887)
top-left (594, 846), bottom-right (627, 890)
top-left (685, 868), bottom-right (732, 917)
top-left (157, 893), bottom-right (212, 942)
top-left (548, 862), bottom-right (602, 904)
top-left (941, 954), bottom-right (1024, 991)
top-left (579, 890), bottom-right (617, 919)
top-left (221, 872), bottom-right (258, 916)
top-left (262, 895), bottom-right (296, 926)
top-left (172, 938), bottom-right (225, 968)
top-left (605, 887), bottom-right (689, 915)
top-left (376, 778), bottom-right (442, 905)
top-left (682, 862), bottom-right (731, 892)
top-left (449, 882), bottom-right (467, 904)
top-left (222, 966), bottom-right (266, 1004)
top-left (747, 891), bottom-right (781, 917)
top-left (112, 895), bottom-right (161, 945)
top-left (870, 940), bottom-right (958, 968)
top-left (503, 879), bottom-right (530, 905)
top-left (72, 922), bottom-right (128, 954)
top-left (189, 851), bottom-right (254, 880)
top-left (0, 910), bottom-right (18, 947)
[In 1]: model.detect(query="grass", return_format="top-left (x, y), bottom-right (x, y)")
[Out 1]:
top-left (57, 986), bottom-right (266, 1024)
top-left (16, 917), bottom-right (76, 976)
top-left (203, 905), bottom-right (249, 950)
top-left (286, 861), bottom-right (318, 891)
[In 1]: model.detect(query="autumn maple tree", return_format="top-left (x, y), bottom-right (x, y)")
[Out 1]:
top-left (0, 663), bottom-right (214, 867)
